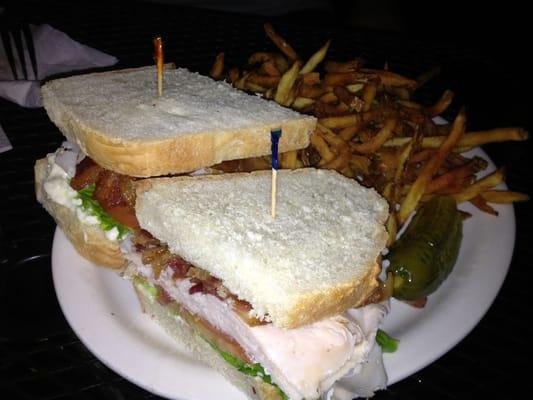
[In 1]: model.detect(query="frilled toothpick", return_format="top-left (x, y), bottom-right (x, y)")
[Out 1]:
top-left (271, 128), bottom-right (282, 218)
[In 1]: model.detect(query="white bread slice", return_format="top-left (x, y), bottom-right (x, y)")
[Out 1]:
top-left (34, 158), bottom-right (126, 269)
top-left (41, 66), bottom-right (316, 177)
top-left (135, 169), bottom-right (388, 328)
top-left (133, 282), bottom-right (283, 400)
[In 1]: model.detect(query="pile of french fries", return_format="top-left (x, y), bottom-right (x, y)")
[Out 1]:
top-left (210, 23), bottom-right (529, 245)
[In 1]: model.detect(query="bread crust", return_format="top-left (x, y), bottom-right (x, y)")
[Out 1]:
top-left (278, 261), bottom-right (382, 328)
top-left (135, 170), bottom-right (388, 328)
top-left (41, 67), bottom-right (316, 178)
top-left (35, 158), bottom-right (126, 269)
top-left (133, 283), bottom-right (283, 400)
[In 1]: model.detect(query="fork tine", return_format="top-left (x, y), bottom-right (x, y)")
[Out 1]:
top-left (12, 29), bottom-right (28, 80)
top-left (1, 30), bottom-right (18, 80)
top-left (22, 25), bottom-right (38, 80)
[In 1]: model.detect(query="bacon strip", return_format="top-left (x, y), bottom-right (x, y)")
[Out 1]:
top-left (70, 156), bottom-right (139, 229)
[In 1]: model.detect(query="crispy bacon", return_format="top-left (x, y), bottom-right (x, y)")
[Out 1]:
top-left (189, 281), bottom-right (204, 295)
top-left (156, 285), bottom-right (173, 305)
top-left (94, 170), bottom-right (124, 209)
top-left (70, 157), bottom-right (140, 229)
top-left (168, 256), bottom-right (191, 278)
top-left (70, 157), bottom-right (103, 190)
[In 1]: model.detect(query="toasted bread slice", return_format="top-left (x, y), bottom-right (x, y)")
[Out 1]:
top-left (41, 66), bottom-right (316, 177)
top-left (135, 168), bottom-right (388, 328)
top-left (34, 157), bottom-right (126, 269)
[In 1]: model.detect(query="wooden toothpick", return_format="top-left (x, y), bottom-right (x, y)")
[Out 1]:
top-left (153, 36), bottom-right (164, 97)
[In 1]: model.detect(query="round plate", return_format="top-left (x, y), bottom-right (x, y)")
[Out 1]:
top-left (52, 152), bottom-right (515, 399)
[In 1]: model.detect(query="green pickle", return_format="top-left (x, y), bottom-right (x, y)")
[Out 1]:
top-left (386, 196), bottom-right (463, 301)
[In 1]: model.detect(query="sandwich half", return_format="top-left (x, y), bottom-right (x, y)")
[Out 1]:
top-left (35, 66), bottom-right (316, 269)
top-left (123, 168), bottom-right (390, 399)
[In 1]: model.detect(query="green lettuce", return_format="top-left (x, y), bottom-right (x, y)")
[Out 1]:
top-left (76, 183), bottom-right (130, 241)
top-left (205, 339), bottom-right (288, 400)
top-left (376, 329), bottom-right (399, 353)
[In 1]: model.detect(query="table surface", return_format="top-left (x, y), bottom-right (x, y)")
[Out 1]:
top-left (1, 1), bottom-right (531, 399)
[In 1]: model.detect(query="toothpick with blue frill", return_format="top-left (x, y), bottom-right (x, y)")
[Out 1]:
top-left (271, 128), bottom-right (282, 218)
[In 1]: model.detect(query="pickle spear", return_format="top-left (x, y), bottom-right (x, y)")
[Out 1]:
top-left (386, 196), bottom-right (463, 301)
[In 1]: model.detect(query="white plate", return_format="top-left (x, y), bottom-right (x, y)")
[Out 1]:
top-left (52, 155), bottom-right (515, 400)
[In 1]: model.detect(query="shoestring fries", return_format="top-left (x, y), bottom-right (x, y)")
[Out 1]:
top-left (209, 24), bottom-right (529, 244)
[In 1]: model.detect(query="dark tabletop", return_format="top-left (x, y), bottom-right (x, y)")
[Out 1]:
top-left (1, 1), bottom-right (531, 399)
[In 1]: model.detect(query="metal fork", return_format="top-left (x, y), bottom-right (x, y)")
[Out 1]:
top-left (1, 23), bottom-right (38, 80)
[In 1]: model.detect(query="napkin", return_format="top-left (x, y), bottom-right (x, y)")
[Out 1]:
top-left (0, 24), bottom-right (118, 108)
top-left (0, 123), bottom-right (12, 153)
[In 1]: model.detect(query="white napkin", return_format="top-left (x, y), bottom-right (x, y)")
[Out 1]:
top-left (0, 24), bottom-right (118, 108)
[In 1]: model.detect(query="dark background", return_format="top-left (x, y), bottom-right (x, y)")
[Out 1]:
top-left (1, 0), bottom-right (531, 399)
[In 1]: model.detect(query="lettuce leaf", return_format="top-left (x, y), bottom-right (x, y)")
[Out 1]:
top-left (76, 183), bottom-right (130, 241)
top-left (205, 339), bottom-right (288, 400)
top-left (376, 329), bottom-right (399, 353)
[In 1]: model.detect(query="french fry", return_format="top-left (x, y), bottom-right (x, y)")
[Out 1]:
top-left (416, 65), bottom-right (441, 88)
top-left (319, 91), bottom-right (338, 104)
top-left (452, 168), bottom-right (506, 203)
top-left (324, 72), bottom-right (363, 86)
top-left (320, 145), bottom-right (351, 170)
top-left (395, 131), bottom-right (419, 185)
top-left (299, 84), bottom-right (330, 99)
top-left (301, 40), bottom-right (331, 74)
top-left (339, 124), bottom-right (361, 141)
top-left (275, 61), bottom-right (301, 105)
top-left (209, 52), bottom-right (225, 80)
top-left (361, 81), bottom-right (377, 112)
top-left (359, 68), bottom-right (417, 89)
top-left (397, 100), bottom-right (422, 110)
top-left (310, 131), bottom-right (336, 163)
top-left (384, 127), bottom-right (529, 149)
top-left (244, 81), bottom-right (268, 93)
top-left (386, 86), bottom-right (411, 100)
top-left (301, 72), bottom-right (320, 85)
top-left (249, 52), bottom-right (275, 65)
top-left (346, 83), bottom-right (365, 93)
top-left (228, 67), bottom-right (240, 83)
top-left (319, 114), bottom-right (359, 129)
top-left (324, 59), bottom-right (361, 73)
top-left (469, 195), bottom-right (499, 216)
top-left (280, 150), bottom-right (300, 169)
top-left (398, 109), bottom-right (466, 224)
top-left (480, 190), bottom-right (530, 203)
top-left (264, 23), bottom-right (299, 61)
top-left (352, 118), bottom-right (397, 154)
top-left (233, 71), bottom-right (251, 90)
top-left (259, 60), bottom-right (281, 77)
top-left (426, 163), bottom-right (476, 194)
top-left (350, 155), bottom-right (371, 175)
top-left (409, 149), bottom-right (436, 164)
top-left (317, 123), bottom-right (349, 150)
top-left (247, 72), bottom-right (280, 88)
top-left (386, 210), bottom-right (398, 246)
top-left (313, 101), bottom-right (350, 117)
top-left (272, 53), bottom-right (290, 73)
top-left (340, 166), bottom-right (356, 178)
top-left (316, 125), bottom-right (352, 170)
top-left (334, 86), bottom-right (365, 112)
top-left (455, 128), bottom-right (529, 151)
top-left (292, 97), bottom-right (315, 110)
top-left (426, 90), bottom-right (454, 117)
